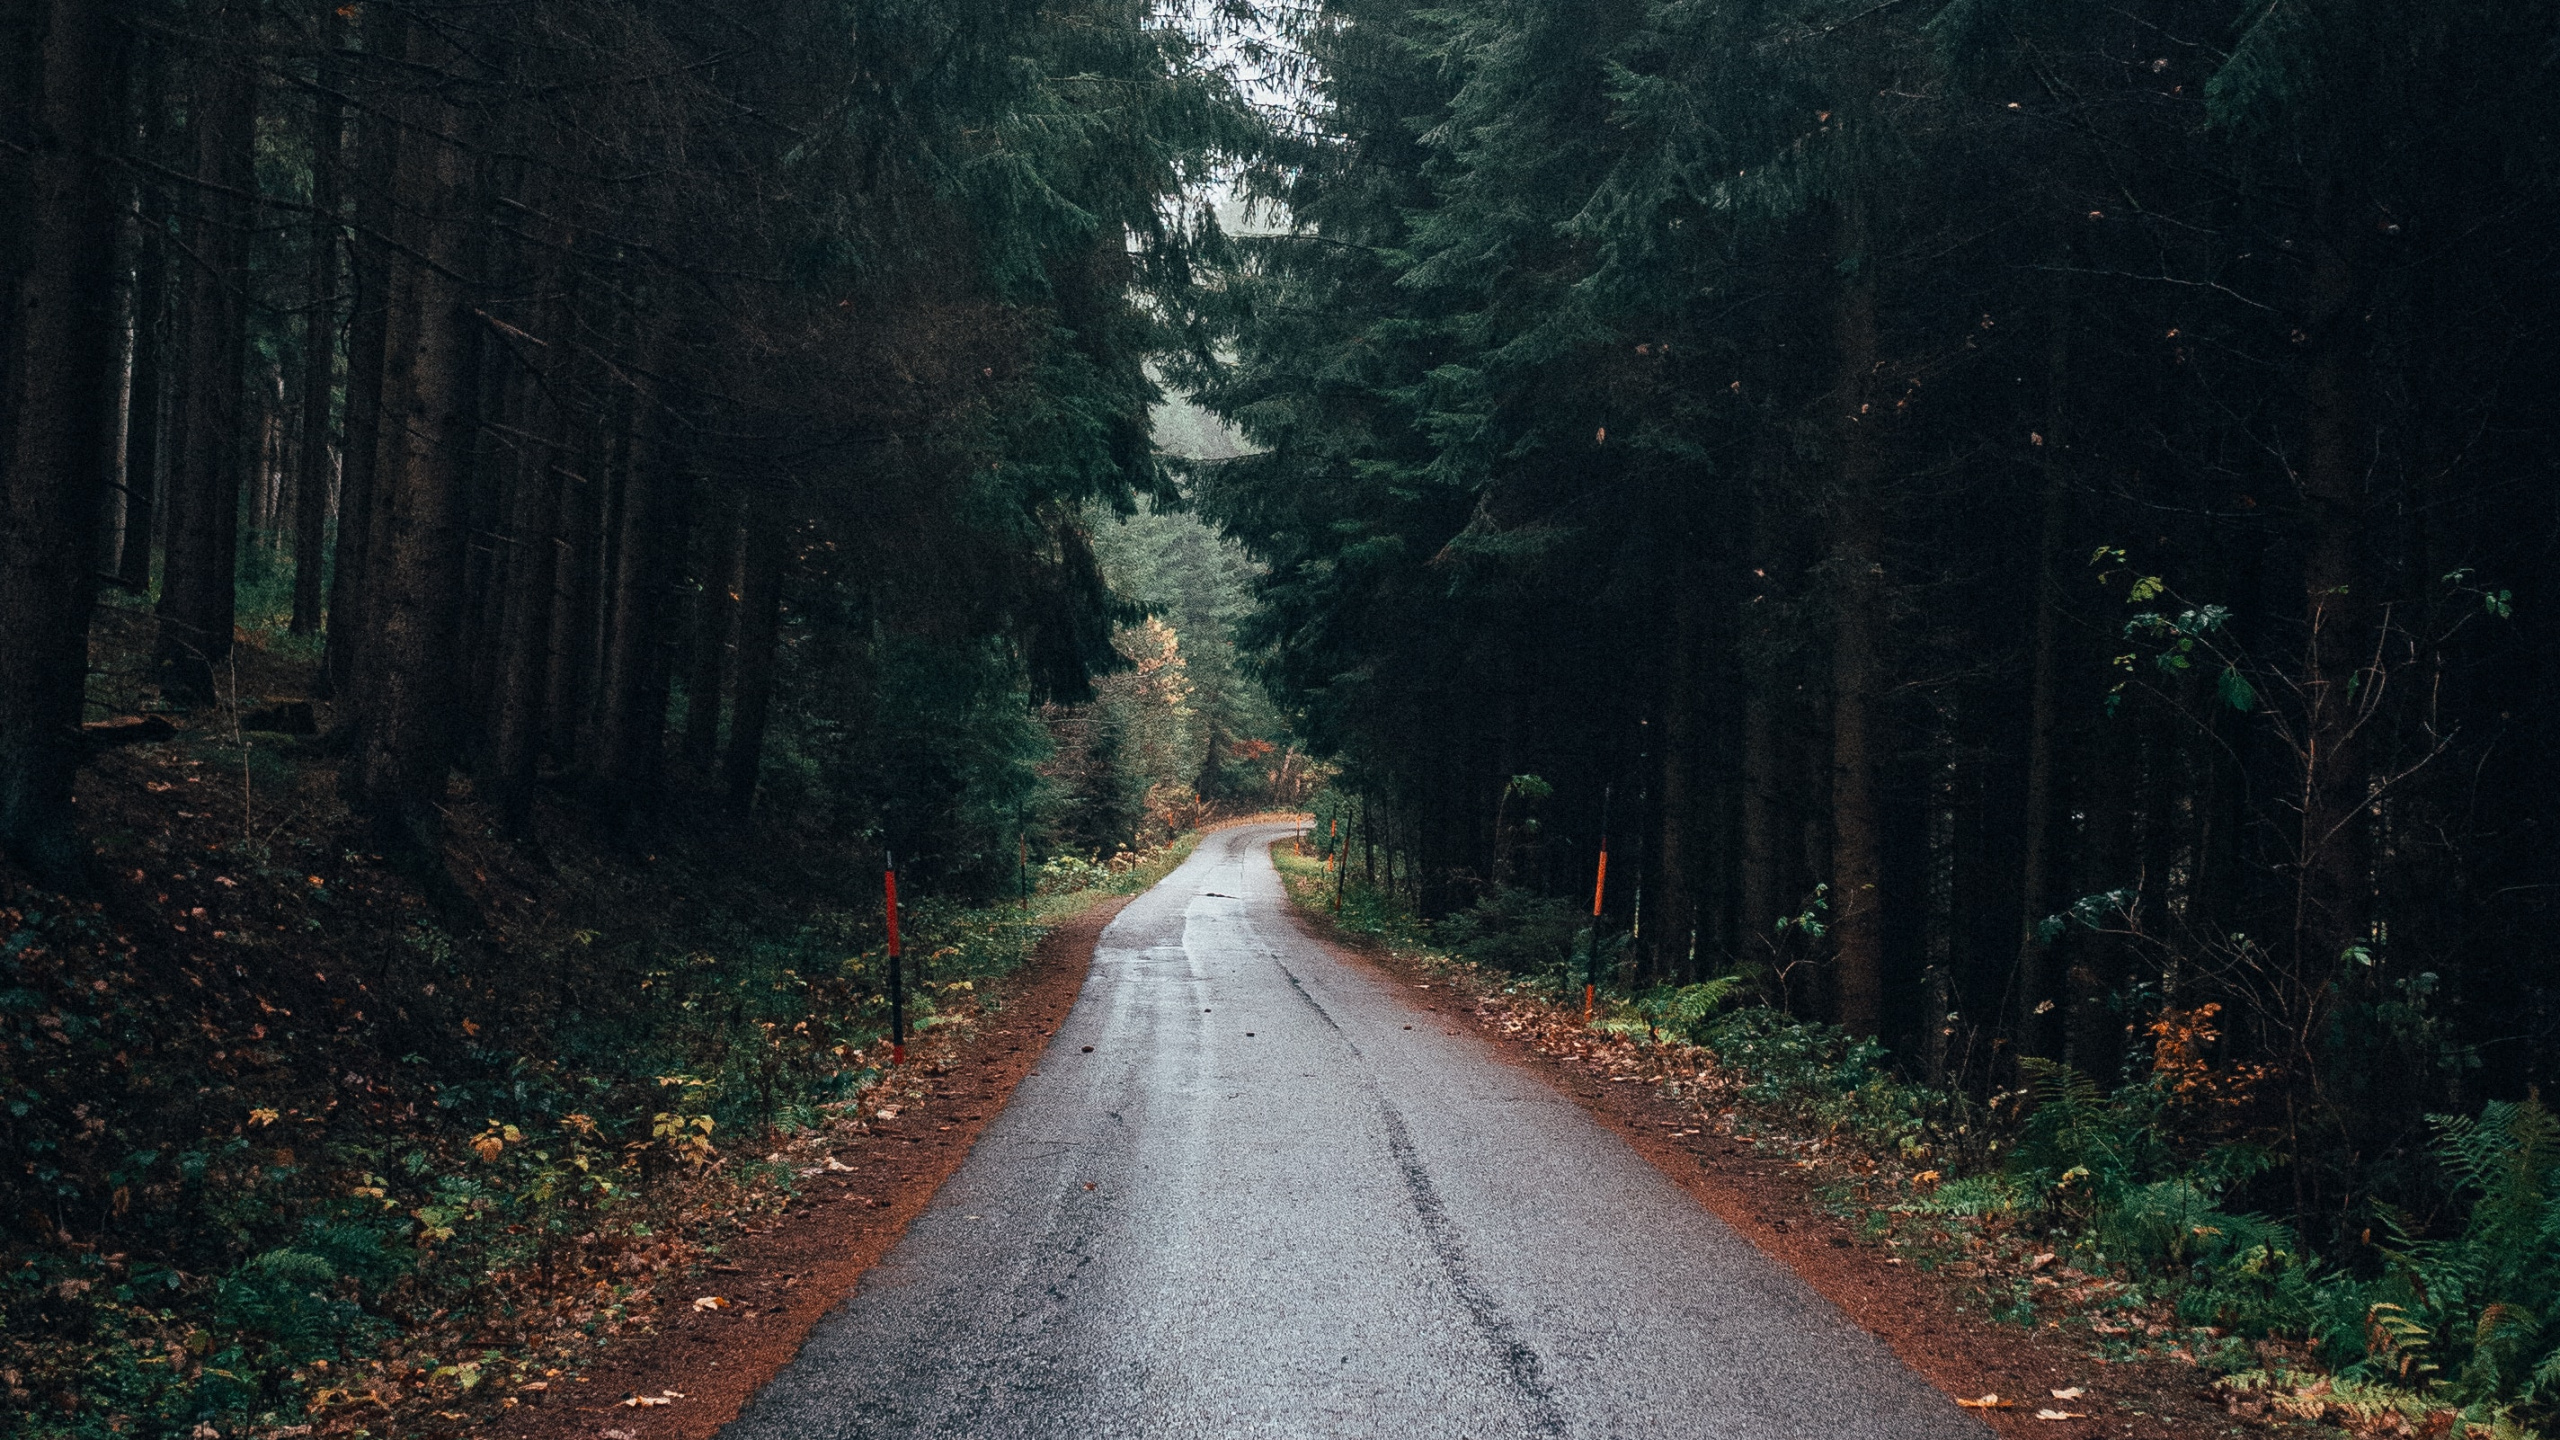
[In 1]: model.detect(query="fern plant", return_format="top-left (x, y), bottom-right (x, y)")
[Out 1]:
top-left (2341, 1096), bottom-right (2560, 1430)
top-left (2010, 1058), bottom-right (2170, 1214)
top-left (2007, 1057), bottom-right (2317, 1312)
top-left (1636, 975), bottom-right (1745, 1044)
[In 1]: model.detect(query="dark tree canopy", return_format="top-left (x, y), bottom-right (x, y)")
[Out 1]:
top-left (1189, 0), bottom-right (2560, 1246)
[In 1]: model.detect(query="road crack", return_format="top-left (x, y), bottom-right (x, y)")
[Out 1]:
top-left (1375, 1098), bottom-right (1567, 1437)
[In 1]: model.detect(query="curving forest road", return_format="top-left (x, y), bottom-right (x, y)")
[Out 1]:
top-left (720, 823), bottom-right (1990, 1439)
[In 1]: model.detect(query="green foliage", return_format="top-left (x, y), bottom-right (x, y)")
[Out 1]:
top-left (1504, 774), bottom-right (1553, 801)
top-left (1431, 886), bottom-right (1583, 981)
top-left (2002, 1060), bottom-right (2312, 1308)
top-left (1636, 975), bottom-right (1744, 1043)
top-left (2340, 1097), bottom-right (2560, 1427)
top-left (229, 541), bottom-right (328, 664)
top-left (1689, 1005), bottom-right (1891, 1115)
top-left (215, 1246), bottom-right (379, 1364)
top-left (0, 809), bottom-right (1190, 1439)
top-left (1976, 1067), bottom-right (2560, 1425)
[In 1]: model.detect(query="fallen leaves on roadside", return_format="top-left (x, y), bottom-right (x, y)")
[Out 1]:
top-left (1957, 1394), bottom-right (2016, 1409)
top-left (620, 1389), bottom-right (686, 1407)
top-left (691, 1295), bottom-right (729, 1312)
top-left (2036, 1409), bottom-right (2088, 1421)
top-left (822, 1156), bottom-right (857, 1172)
top-left (2050, 1387), bottom-right (2085, 1400)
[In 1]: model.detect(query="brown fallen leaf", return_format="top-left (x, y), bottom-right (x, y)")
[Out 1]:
top-left (692, 1295), bottom-right (729, 1311)
top-left (2035, 1409), bottom-right (2087, 1421)
top-left (2050, 1387), bottom-right (2085, 1400)
top-left (1956, 1394), bottom-right (2016, 1409)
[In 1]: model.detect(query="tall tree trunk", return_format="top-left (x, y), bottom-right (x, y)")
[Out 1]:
top-left (1363, 797), bottom-right (1378, 888)
top-left (152, 2), bottom-right (258, 704)
top-left (1826, 198), bottom-right (1889, 1040)
top-left (290, 12), bottom-right (343, 636)
top-left (456, 347), bottom-right (518, 740)
top-left (680, 486), bottom-right (738, 769)
top-left (1651, 575), bottom-right (1702, 981)
top-left (346, 18), bottom-right (477, 856)
top-left (254, 357), bottom-right (283, 537)
top-left (723, 482), bottom-right (789, 812)
top-left (99, 85), bottom-right (141, 583)
top-left (324, 8), bottom-right (403, 702)
top-left (0, 5), bottom-right (31, 375)
top-left (2013, 275), bottom-right (2073, 1062)
top-left (596, 396), bottom-right (673, 819)
top-left (455, 266), bottom-right (527, 734)
top-left (1739, 686), bottom-right (1783, 949)
top-left (489, 442), bottom-right (562, 834)
top-left (0, 0), bottom-right (123, 885)
top-left (119, 160), bottom-right (169, 592)
top-left (545, 458), bottom-right (601, 770)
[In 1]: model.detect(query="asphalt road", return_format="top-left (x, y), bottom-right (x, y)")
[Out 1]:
top-left (722, 823), bottom-right (1991, 1439)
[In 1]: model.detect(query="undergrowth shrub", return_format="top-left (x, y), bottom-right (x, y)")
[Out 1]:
top-left (1430, 885), bottom-right (1580, 983)
top-left (1036, 854), bottom-right (1112, 894)
top-left (1992, 1064), bottom-right (2560, 1430)
top-left (2331, 1097), bottom-right (2560, 1431)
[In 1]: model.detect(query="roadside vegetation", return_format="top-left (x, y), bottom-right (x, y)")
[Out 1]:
top-left (4, 734), bottom-right (1200, 1440)
top-left (1280, 818), bottom-right (2560, 1440)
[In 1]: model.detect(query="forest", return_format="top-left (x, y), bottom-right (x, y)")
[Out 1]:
top-left (3, 0), bottom-right (2559, 1435)
top-left (1190, 0), bottom-right (2560, 1253)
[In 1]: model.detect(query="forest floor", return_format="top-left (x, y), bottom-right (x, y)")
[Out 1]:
top-left (1271, 847), bottom-right (2311, 1440)
top-left (495, 894), bottom-right (1129, 1440)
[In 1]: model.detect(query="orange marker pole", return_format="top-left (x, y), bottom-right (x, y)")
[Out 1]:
top-left (1587, 784), bottom-right (1613, 1021)
top-left (884, 850), bottom-right (906, 1066)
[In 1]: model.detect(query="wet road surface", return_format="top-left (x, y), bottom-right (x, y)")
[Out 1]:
top-left (721, 823), bottom-right (1990, 1439)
